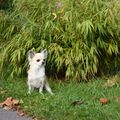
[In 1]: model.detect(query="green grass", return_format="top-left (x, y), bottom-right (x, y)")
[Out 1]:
top-left (0, 78), bottom-right (120, 120)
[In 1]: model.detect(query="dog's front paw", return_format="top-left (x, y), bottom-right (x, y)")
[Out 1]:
top-left (39, 91), bottom-right (44, 95)
top-left (39, 89), bottom-right (43, 95)
top-left (50, 91), bottom-right (54, 95)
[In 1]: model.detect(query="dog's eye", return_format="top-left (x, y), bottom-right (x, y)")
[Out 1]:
top-left (43, 59), bottom-right (45, 61)
top-left (36, 59), bottom-right (40, 62)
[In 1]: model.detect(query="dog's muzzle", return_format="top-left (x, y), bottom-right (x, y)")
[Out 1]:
top-left (42, 59), bottom-right (46, 65)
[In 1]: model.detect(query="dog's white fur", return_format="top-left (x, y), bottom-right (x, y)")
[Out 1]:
top-left (27, 49), bottom-right (53, 95)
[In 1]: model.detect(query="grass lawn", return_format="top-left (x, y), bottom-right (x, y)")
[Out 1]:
top-left (0, 77), bottom-right (120, 120)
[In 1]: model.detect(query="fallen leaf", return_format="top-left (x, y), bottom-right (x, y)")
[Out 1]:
top-left (0, 97), bottom-right (27, 117)
top-left (0, 97), bottom-right (20, 109)
top-left (3, 97), bottom-right (13, 108)
top-left (12, 105), bottom-right (21, 111)
top-left (99, 98), bottom-right (109, 105)
top-left (13, 99), bottom-right (20, 105)
top-left (17, 109), bottom-right (27, 116)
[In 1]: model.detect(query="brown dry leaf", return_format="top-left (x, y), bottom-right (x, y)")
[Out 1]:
top-left (12, 105), bottom-right (21, 111)
top-left (0, 97), bottom-right (20, 109)
top-left (0, 97), bottom-right (27, 116)
top-left (99, 98), bottom-right (110, 105)
top-left (17, 109), bottom-right (27, 116)
top-left (13, 99), bottom-right (20, 105)
top-left (3, 97), bottom-right (13, 108)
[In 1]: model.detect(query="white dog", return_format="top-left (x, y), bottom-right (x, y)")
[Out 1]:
top-left (27, 49), bottom-right (53, 95)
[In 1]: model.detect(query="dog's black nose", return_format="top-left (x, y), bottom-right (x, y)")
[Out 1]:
top-left (42, 61), bottom-right (45, 64)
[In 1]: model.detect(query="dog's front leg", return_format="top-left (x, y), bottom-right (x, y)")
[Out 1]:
top-left (28, 84), bottom-right (34, 94)
top-left (45, 81), bottom-right (53, 95)
top-left (39, 82), bottom-right (44, 94)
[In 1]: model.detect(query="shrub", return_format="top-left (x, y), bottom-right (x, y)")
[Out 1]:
top-left (0, 0), bottom-right (13, 10)
top-left (0, 0), bottom-right (120, 80)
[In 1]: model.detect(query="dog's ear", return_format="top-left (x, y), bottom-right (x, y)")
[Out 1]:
top-left (28, 50), bottom-right (35, 61)
top-left (41, 49), bottom-right (48, 58)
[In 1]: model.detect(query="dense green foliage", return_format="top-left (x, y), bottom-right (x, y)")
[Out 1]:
top-left (0, 0), bottom-right (13, 9)
top-left (0, 0), bottom-right (120, 80)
